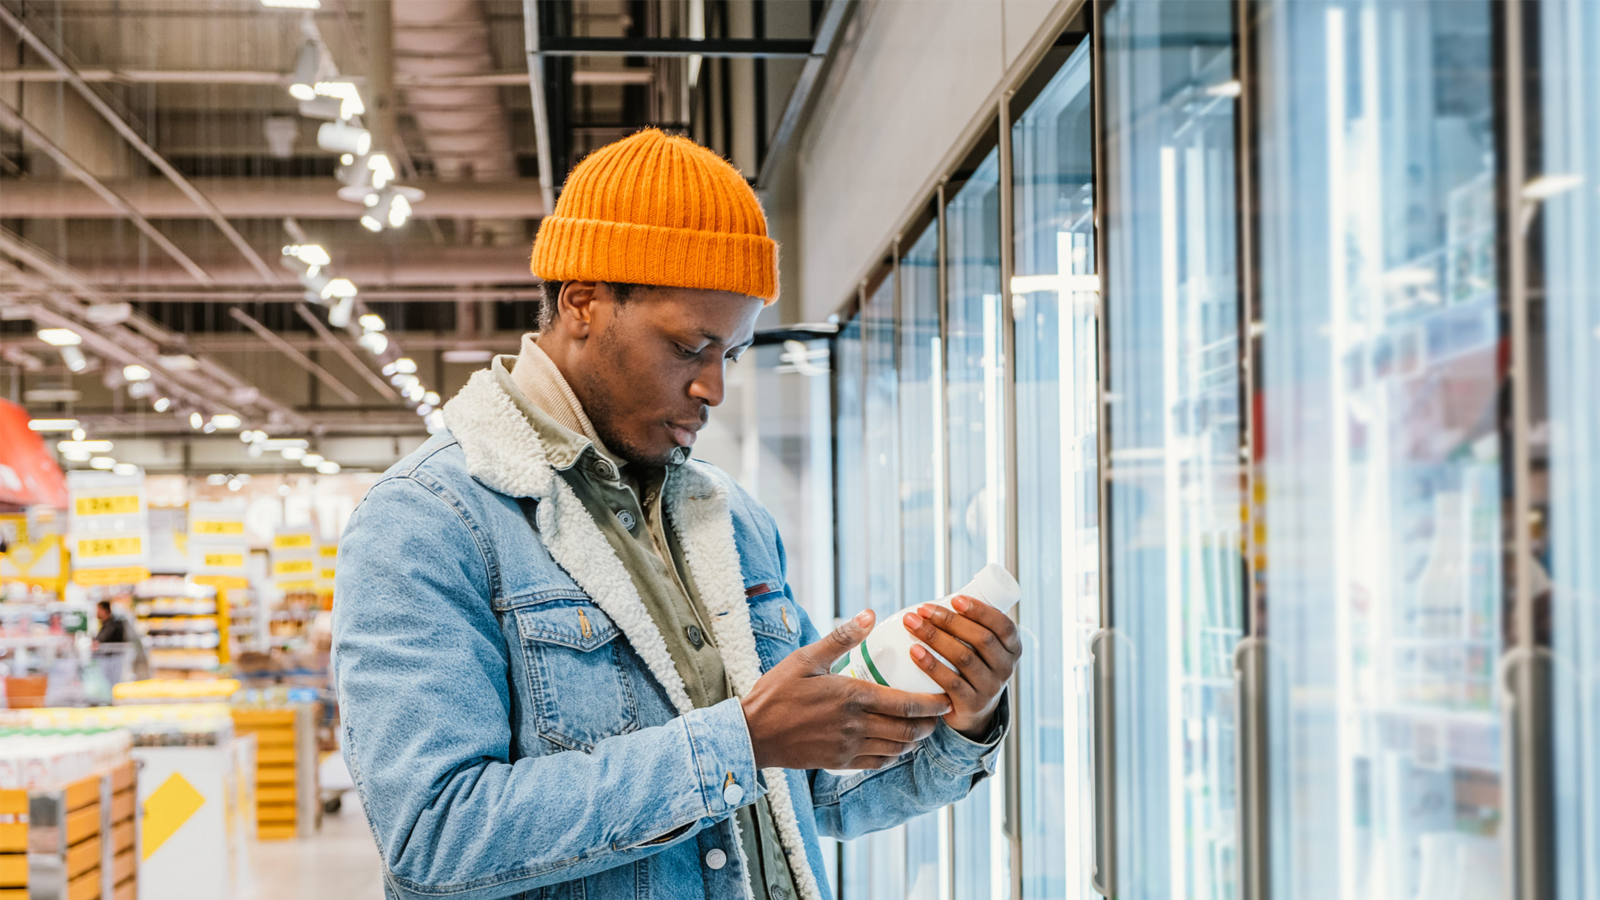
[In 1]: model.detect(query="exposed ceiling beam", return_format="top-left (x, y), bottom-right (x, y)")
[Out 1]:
top-left (57, 246), bottom-right (536, 288)
top-left (522, 0), bottom-right (557, 215)
top-left (227, 307), bottom-right (362, 404)
top-left (294, 303), bottom-right (399, 402)
top-left (0, 69), bottom-right (537, 88)
top-left (538, 36), bottom-right (815, 58)
top-left (0, 4), bottom-right (280, 284)
top-left (0, 96), bottom-right (214, 285)
top-left (2, 332), bottom-right (522, 354)
top-left (0, 179), bottom-right (546, 219)
top-left (88, 289), bottom-right (542, 303)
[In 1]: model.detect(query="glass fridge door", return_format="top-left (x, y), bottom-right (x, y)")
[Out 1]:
top-left (1101, 1), bottom-right (1245, 898)
top-left (1012, 31), bottom-right (1100, 900)
top-left (1530, 0), bottom-right (1600, 896)
top-left (944, 147), bottom-right (1010, 900)
top-left (1254, 2), bottom-right (1506, 899)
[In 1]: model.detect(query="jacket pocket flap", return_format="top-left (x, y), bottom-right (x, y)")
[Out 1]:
top-left (515, 603), bottom-right (620, 652)
top-left (747, 593), bottom-right (799, 642)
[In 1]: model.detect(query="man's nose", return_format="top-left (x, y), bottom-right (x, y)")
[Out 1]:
top-left (688, 359), bottom-right (726, 407)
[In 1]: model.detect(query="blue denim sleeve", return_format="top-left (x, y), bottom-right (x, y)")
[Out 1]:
top-left (333, 477), bottom-right (758, 900)
top-left (762, 506), bottom-right (1007, 840)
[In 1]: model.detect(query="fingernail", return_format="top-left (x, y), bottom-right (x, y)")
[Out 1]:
top-left (917, 604), bottom-right (939, 619)
top-left (910, 645), bottom-right (928, 661)
top-left (951, 596), bottom-right (971, 612)
top-left (902, 612), bottom-right (923, 630)
top-left (853, 610), bottom-right (873, 627)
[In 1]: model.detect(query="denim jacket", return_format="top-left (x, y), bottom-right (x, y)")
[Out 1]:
top-left (333, 368), bottom-right (1006, 900)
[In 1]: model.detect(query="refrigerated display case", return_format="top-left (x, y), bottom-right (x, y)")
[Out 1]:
top-left (1254, 1), bottom-right (1506, 898)
top-left (1011, 24), bottom-right (1099, 900)
top-left (945, 144), bottom-right (1009, 900)
top-left (1101, 1), bottom-right (1244, 898)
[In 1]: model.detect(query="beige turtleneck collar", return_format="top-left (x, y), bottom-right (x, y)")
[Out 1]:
top-left (509, 333), bottom-right (616, 461)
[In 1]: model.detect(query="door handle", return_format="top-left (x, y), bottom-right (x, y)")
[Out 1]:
top-left (1233, 636), bottom-right (1269, 900)
top-left (1089, 627), bottom-right (1117, 897)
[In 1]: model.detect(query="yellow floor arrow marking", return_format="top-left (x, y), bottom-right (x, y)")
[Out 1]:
top-left (142, 772), bottom-right (206, 860)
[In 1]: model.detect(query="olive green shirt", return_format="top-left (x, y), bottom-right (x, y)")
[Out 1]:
top-left (496, 348), bottom-right (799, 900)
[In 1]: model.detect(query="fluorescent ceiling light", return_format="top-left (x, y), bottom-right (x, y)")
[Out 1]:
top-left (301, 454), bottom-right (325, 468)
top-left (189, 412), bottom-right (204, 429)
top-left (281, 447), bottom-right (306, 461)
top-left (60, 346), bottom-right (88, 372)
top-left (28, 419), bottom-right (79, 432)
top-left (111, 463), bottom-right (139, 477)
top-left (321, 278), bottom-right (358, 300)
top-left (62, 449), bottom-right (92, 462)
top-left (89, 457), bottom-right (117, 470)
top-left (317, 461), bottom-right (341, 475)
top-left (393, 357), bottom-right (417, 374)
top-left (153, 397), bottom-right (171, 412)
top-left (260, 438), bottom-right (309, 450)
top-left (122, 364), bottom-right (151, 382)
top-left (210, 414), bottom-right (242, 430)
top-left (423, 391), bottom-right (440, 406)
top-left (37, 328), bottom-right (82, 346)
top-left (58, 440), bottom-right (113, 453)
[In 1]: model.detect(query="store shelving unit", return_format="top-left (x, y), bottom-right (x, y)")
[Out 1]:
top-left (232, 705), bottom-right (318, 840)
top-left (133, 583), bottom-right (220, 676)
top-left (6, 762), bottom-right (138, 900)
top-left (0, 786), bottom-right (23, 899)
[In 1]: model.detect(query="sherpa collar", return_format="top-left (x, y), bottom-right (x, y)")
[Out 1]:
top-left (441, 368), bottom-right (823, 900)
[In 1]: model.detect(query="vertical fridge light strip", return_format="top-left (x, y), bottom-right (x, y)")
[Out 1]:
top-left (1159, 143), bottom-right (1187, 900)
top-left (1324, 10), bottom-right (1357, 900)
top-left (1059, 230), bottom-right (1083, 900)
top-left (932, 335), bottom-right (947, 599)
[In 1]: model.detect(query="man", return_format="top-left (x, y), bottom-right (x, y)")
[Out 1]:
top-left (334, 129), bottom-right (1021, 900)
top-left (94, 601), bottom-right (129, 645)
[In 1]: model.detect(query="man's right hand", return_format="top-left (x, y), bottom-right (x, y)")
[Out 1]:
top-left (740, 610), bottom-right (952, 771)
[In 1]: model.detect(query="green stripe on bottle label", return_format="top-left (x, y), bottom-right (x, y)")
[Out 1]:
top-left (855, 643), bottom-right (890, 686)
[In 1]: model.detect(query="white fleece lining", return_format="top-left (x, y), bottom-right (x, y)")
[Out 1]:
top-left (445, 370), bottom-right (821, 900)
top-left (668, 466), bottom-right (824, 900)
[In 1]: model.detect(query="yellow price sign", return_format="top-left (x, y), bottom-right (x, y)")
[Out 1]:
top-left (77, 536), bottom-right (142, 559)
top-left (74, 565), bottom-right (150, 587)
top-left (192, 520), bottom-right (244, 536)
top-left (75, 495), bottom-right (140, 517)
top-left (274, 559), bottom-right (315, 576)
top-left (273, 533), bottom-right (313, 550)
top-left (193, 574), bottom-right (248, 590)
top-left (319, 568), bottom-right (336, 581)
top-left (319, 545), bottom-right (338, 559)
top-left (203, 553), bottom-right (245, 568)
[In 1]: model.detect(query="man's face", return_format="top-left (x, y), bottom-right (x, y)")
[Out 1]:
top-left (556, 282), bottom-right (763, 467)
top-left (97, 606), bottom-right (110, 623)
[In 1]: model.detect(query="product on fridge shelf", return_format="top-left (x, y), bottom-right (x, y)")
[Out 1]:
top-left (0, 704), bottom-right (234, 748)
top-left (112, 678), bottom-right (241, 705)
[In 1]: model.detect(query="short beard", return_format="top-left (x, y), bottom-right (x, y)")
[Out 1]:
top-left (575, 319), bottom-right (677, 468)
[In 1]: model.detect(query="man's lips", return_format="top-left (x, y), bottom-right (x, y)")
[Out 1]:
top-left (668, 420), bottom-right (703, 447)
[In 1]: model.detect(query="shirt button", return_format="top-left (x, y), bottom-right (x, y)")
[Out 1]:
top-left (685, 624), bottom-right (704, 649)
top-left (615, 509), bottom-right (636, 530)
top-left (722, 781), bottom-right (744, 806)
top-left (705, 848), bottom-right (727, 870)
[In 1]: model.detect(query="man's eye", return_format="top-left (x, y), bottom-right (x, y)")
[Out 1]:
top-left (675, 344), bottom-right (699, 359)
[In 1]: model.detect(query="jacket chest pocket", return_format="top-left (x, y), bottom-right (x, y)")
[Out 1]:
top-left (746, 590), bottom-right (803, 671)
top-left (516, 602), bottom-right (641, 752)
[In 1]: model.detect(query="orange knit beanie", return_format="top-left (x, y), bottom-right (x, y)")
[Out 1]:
top-left (530, 129), bottom-right (778, 303)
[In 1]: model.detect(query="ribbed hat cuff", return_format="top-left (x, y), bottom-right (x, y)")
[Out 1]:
top-left (531, 216), bottom-right (778, 302)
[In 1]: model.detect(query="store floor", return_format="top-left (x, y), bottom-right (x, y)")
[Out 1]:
top-left (242, 796), bottom-right (386, 900)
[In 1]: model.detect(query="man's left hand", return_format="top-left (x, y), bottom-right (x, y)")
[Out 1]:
top-left (901, 596), bottom-right (1021, 739)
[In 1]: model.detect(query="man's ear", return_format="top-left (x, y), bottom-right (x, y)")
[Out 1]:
top-left (558, 282), bottom-right (600, 338)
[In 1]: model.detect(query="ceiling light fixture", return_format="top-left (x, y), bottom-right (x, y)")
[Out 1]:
top-left (358, 331), bottom-right (388, 355)
top-left (37, 328), bottom-right (82, 346)
top-left (57, 440), bottom-right (113, 453)
top-left (60, 346), bottom-right (89, 372)
top-left (90, 457), bottom-right (117, 471)
top-left (122, 364), bottom-right (151, 382)
top-left (112, 463), bottom-right (139, 477)
top-left (281, 447), bottom-right (306, 461)
top-left (210, 414), bottom-right (242, 430)
top-left (189, 412), bottom-right (204, 430)
top-left (327, 295), bottom-right (355, 328)
top-left (316, 121), bottom-right (371, 156)
top-left (288, 41), bottom-right (320, 101)
top-left (358, 314), bottom-right (385, 332)
top-left (313, 80), bottom-right (365, 119)
top-left (153, 397), bottom-right (171, 412)
top-left (301, 454), bottom-right (325, 468)
top-left (317, 461), bottom-right (341, 475)
top-left (262, 0), bottom-right (321, 8)
top-left (28, 419), bottom-right (79, 432)
top-left (320, 278), bottom-right (358, 301)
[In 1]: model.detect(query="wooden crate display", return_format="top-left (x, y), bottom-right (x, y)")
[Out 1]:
top-left (33, 774), bottom-right (106, 900)
top-left (106, 762), bottom-right (138, 900)
top-left (0, 787), bottom-right (25, 898)
top-left (233, 707), bottom-right (316, 840)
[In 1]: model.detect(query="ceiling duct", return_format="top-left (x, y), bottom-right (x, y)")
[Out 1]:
top-left (392, 1), bottom-right (518, 184)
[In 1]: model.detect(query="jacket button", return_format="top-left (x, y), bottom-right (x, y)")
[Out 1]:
top-left (705, 848), bottom-right (727, 870)
top-left (685, 624), bottom-right (704, 648)
top-left (615, 509), bottom-right (636, 530)
top-left (592, 458), bottom-right (617, 480)
top-left (722, 781), bottom-right (744, 806)
top-left (670, 447), bottom-right (687, 465)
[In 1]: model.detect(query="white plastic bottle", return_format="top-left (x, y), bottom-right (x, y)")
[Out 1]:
top-left (834, 564), bottom-right (1022, 695)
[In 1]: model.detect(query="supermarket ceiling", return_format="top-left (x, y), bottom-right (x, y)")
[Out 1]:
top-left (0, 0), bottom-right (839, 465)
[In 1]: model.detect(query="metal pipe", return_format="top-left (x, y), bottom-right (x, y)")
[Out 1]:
top-left (755, 0), bottom-right (852, 189)
top-left (0, 69), bottom-right (538, 87)
top-left (294, 303), bottom-right (400, 401)
top-left (227, 307), bottom-right (362, 404)
top-left (0, 97), bottom-right (214, 286)
top-left (996, 88), bottom-right (1024, 900)
top-left (0, 5), bottom-right (280, 285)
top-left (523, 0), bottom-right (558, 215)
top-left (366, 0), bottom-right (398, 166)
top-left (0, 178), bottom-right (546, 219)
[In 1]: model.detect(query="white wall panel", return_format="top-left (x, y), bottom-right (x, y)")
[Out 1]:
top-left (796, 0), bottom-right (1005, 321)
top-left (792, 0), bottom-right (1074, 321)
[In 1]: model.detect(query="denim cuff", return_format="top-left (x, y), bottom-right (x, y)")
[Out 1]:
top-left (922, 687), bottom-right (1010, 778)
top-left (681, 696), bottom-right (762, 817)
